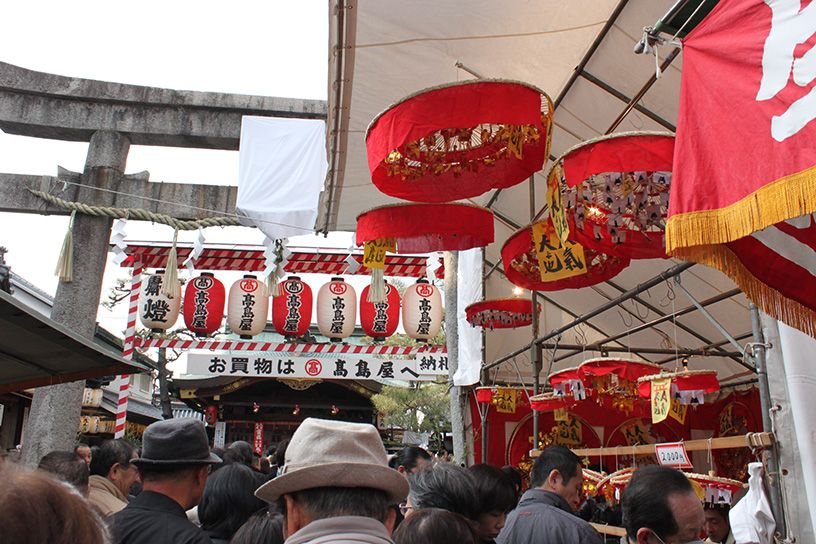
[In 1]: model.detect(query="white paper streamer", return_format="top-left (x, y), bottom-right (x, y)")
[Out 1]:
top-left (183, 227), bottom-right (206, 271)
top-left (345, 254), bottom-right (361, 274)
top-left (111, 219), bottom-right (129, 265)
top-left (426, 254), bottom-right (442, 280)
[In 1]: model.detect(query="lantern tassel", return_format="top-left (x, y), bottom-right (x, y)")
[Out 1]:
top-left (161, 228), bottom-right (181, 299)
top-left (368, 269), bottom-right (386, 303)
top-left (55, 210), bottom-right (77, 282)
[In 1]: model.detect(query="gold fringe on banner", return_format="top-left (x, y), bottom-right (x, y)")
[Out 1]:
top-left (161, 228), bottom-right (181, 299)
top-left (55, 210), bottom-right (77, 282)
top-left (674, 245), bottom-right (816, 337)
top-left (666, 164), bottom-right (816, 253)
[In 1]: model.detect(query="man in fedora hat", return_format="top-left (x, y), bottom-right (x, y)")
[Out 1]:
top-left (255, 418), bottom-right (409, 544)
top-left (111, 418), bottom-right (222, 544)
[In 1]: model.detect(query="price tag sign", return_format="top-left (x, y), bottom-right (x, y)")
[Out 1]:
top-left (654, 441), bottom-right (693, 469)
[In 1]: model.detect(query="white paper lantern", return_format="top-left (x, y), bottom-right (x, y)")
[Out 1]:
top-left (402, 278), bottom-right (443, 341)
top-left (227, 275), bottom-right (269, 338)
top-left (316, 277), bottom-right (357, 342)
top-left (139, 270), bottom-right (181, 332)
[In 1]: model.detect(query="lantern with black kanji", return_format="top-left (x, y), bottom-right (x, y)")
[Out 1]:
top-left (272, 276), bottom-right (313, 340)
top-left (316, 277), bottom-right (357, 342)
top-left (227, 275), bottom-right (269, 339)
top-left (360, 281), bottom-right (400, 341)
top-left (183, 272), bottom-right (225, 337)
top-left (402, 278), bottom-right (443, 342)
top-left (139, 270), bottom-right (181, 332)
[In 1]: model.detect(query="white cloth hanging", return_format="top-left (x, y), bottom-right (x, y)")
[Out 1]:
top-left (729, 462), bottom-right (775, 544)
top-left (237, 116), bottom-right (327, 239)
top-left (454, 248), bottom-right (483, 386)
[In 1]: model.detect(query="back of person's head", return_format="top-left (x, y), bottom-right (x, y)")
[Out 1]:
top-left (277, 486), bottom-right (391, 523)
top-left (274, 439), bottom-right (289, 467)
top-left (89, 439), bottom-right (135, 478)
top-left (397, 446), bottom-right (432, 474)
top-left (500, 465), bottom-right (523, 503)
top-left (228, 441), bottom-right (254, 466)
top-left (0, 464), bottom-right (110, 544)
top-left (229, 509), bottom-right (285, 544)
top-left (199, 463), bottom-right (267, 540)
top-left (408, 462), bottom-right (479, 520)
top-left (468, 464), bottom-right (518, 515)
top-left (530, 445), bottom-right (581, 488)
top-left (622, 466), bottom-right (697, 542)
top-left (259, 456), bottom-right (272, 475)
top-left (38, 451), bottom-right (89, 495)
top-left (393, 508), bottom-right (479, 544)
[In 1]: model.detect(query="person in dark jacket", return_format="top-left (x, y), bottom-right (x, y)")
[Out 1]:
top-left (496, 446), bottom-right (602, 544)
top-left (111, 418), bottom-right (222, 544)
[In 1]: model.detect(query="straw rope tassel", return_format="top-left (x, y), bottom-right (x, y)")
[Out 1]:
top-left (55, 210), bottom-right (77, 282)
top-left (368, 269), bottom-right (386, 303)
top-left (161, 228), bottom-right (181, 299)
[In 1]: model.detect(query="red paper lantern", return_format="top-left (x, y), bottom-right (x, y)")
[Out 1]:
top-left (366, 80), bottom-right (554, 202)
top-left (501, 222), bottom-right (629, 291)
top-left (139, 270), bottom-right (181, 332)
top-left (272, 276), bottom-right (313, 340)
top-left (183, 273), bottom-right (225, 337)
top-left (227, 275), bottom-right (268, 339)
top-left (360, 282), bottom-right (400, 340)
top-left (465, 298), bottom-right (539, 329)
top-left (356, 203), bottom-right (494, 253)
top-left (402, 278), bottom-right (443, 342)
top-left (555, 132), bottom-right (674, 259)
top-left (475, 387), bottom-right (494, 405)
top-left (316, 277), bottom-right (357, 342)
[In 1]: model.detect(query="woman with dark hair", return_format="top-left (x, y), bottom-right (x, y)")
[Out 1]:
top-left (198, 463), bottom-right (267, 543)
top-left (500, 465), bottom-right (523, 505)
top-left (0, 464), bottom-right (111, 544)
top-left (393, 508), bottom-right (479, 544)
top-left (229, 509), bottom-right (284, 544)
top-left (396, 446), bottom-right (432, 476)
top-left (406, 462), bottom-right (479, 521)
top-left (468, 464), bottom-right (519, 543)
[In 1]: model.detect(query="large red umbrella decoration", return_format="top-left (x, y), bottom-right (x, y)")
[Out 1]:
top-left (465, 298), bottom-right (539, 330)
top-left (551, 132), bottom-right (675, 260)
top-left (501, 221), bottom-right (629, 291)
top-left (579, 357), bottom-right (660, 415)
top-left (529, 392), bottom-right (577, 412)
top-left (637, 369), bottom-right (721, 405)
top-left (366, 80), bottom-right (554, 202)
top-left (548, 367), bottom-right (587, 400)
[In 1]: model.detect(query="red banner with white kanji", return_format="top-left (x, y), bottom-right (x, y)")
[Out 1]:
top-left (668, 0), bottom-right (816, 335)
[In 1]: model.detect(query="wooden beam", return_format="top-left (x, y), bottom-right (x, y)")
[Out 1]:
top-left (531, 432), bottom-right (775, 457)
top-left (590, 523), bottom-right (626, 538)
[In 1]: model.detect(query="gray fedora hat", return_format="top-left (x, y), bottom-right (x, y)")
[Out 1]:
top-left (255, 418), bottom-right (408, 504)
top-left (132, 418), bottom-right (222, 466)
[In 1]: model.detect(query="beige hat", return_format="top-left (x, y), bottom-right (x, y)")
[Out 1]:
top-left (255, 418), bottom-right (408, 504)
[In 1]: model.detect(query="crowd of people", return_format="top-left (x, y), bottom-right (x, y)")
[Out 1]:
top-left (0, 417), bottom-right (733, 544)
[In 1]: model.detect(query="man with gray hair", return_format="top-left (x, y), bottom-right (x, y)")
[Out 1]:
top-left (255, 417), bottom-right (409, 544)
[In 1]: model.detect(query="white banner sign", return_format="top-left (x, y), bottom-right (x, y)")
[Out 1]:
top-left (187, 351), bottom-right (449, 382)
top-left (213, 421), bottom-right (226, 449)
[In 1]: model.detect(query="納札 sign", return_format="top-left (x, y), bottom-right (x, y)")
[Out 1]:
top-left (186, 351), bottom-right (449, 382)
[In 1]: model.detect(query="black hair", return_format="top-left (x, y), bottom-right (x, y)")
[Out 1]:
top-left (500, 465), bottom-right (523, 504)
top-left (408, 462), bottom-right (479, 520)
top-left (704, 504), bottom-right (730, 518)
top-left (73, 443), bottom-right (90, 452)
top-left (229, 509), bottom-right (285, 544)
top-left (397, 446), bottom-right (432, 473)
top-left (89, 439), bottom-right (136, 478)
top-left (199, 463), bottom-right (267, 540)
top-left (228, 441), bottom-right (255, 466)
top-left (274, 440), bottom-right (289, 467)
top-left (38, 451), bottom-right (90, 494)
top-left (468, 464), bottom-right (518, 515)
top-left (622, 465), bottom-right (694, 541)
top-left (530, 445), bottom-right (582, 488)
top-left (277, 486), bottom-right (391, 522)
top-left (392, 508), bottom-right (479, 544)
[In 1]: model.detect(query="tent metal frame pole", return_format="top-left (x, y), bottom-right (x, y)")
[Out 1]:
top-left (750, 303), bottom-right (786, 538)
top-left (483, 262), bottom-right (694, 371)
top-left (528, 174), bottom-right (542, 451)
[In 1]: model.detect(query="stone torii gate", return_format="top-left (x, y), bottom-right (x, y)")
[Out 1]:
top-left (0, 61), bottom-right (327, 464)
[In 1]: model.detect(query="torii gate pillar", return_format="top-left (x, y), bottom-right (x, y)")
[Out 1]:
top-left (22, 130), bottom-right (130, 465)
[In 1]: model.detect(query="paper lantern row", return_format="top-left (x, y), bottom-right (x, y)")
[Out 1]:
top-left (138, 272), bottom-right (443, 342)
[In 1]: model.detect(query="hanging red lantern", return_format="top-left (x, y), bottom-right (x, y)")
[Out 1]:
top-left (501, 221), bottom-right (629, 291)
top-left (204, 405), bottom-right (219, 426)
top-left (139, 270), bottom-right (181, 332)
top-left (356, 203), bottom-right (494, 254)
top-left (227, 275), bottom-right (269, 339)
top-left (366, 80), bottom-right (554, 202)
top-left (183, 273), bottom-right (225, 337)
top-left (553, 132), bottom-right (675, 259)
top-left (360, 281), bottom-right (400, 341)
top-left (272, 276), bottom-right (313, 340)
top-left (474, 387), bottom-right (495, 405)
top-left (402, 278), bottom-right (443, 342)
top-left (465, 298), bottom-right (539, 329)
top-left (316, 277), bottom-right (357, 342)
